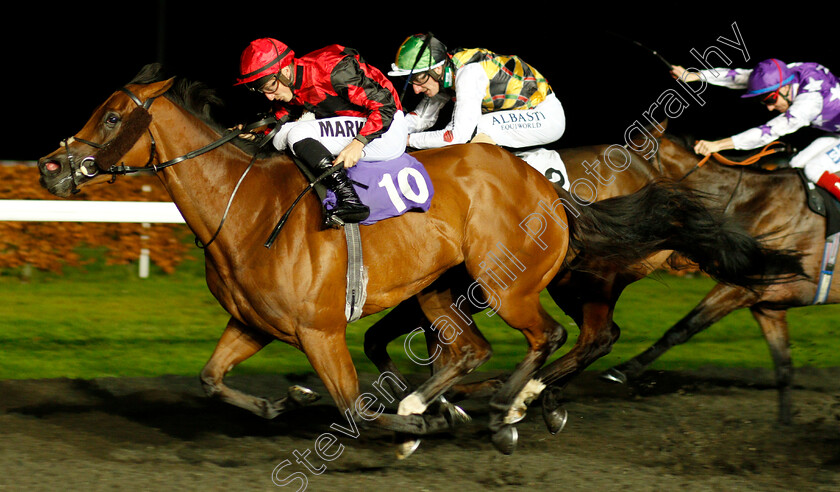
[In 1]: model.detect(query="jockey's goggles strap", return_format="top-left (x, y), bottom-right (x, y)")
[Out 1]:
top-left (401, 32), bottom-right (436, 99)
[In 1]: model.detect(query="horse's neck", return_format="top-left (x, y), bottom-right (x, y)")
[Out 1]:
top-left (154, 119), bottom-right (244, 198)
top-left (659, 141), bottom-right (739, 191)
top-left (149, 105), bottom-right (296, 246)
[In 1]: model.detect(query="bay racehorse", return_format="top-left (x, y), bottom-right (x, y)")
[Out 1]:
top-left (362, 121), bottom-right (806, 441)
top-left (36, 65), bottom-right (752, 455)
top-left (39, 65), bottom-right (573, 453)
top-left (603, 129), bottom-right (833, 425)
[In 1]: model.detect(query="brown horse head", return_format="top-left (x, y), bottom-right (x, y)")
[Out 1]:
top-left (39, 77), bottom-right (174, 197)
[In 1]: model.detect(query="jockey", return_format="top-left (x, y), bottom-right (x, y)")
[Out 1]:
top-left (235, 38), bottom-right (408, 225)
top-left (388, 33), bottom-right (569, 187)
top-left (674, 58), bottom-right (840, 200)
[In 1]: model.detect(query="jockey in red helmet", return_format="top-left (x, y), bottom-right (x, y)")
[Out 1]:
top-left (674, 58), bottom-right (840, 200)
top-left (236, 38), bottom-right (407, 225)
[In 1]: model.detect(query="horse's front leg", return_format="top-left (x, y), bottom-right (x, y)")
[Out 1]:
top-left (602, 283), bottom-right (756, 382)
top-left (299, 322), bottom-right (463, 457)
top-left (365, 296), bottom-right (503, 402)
top-left (363, 267), bottom-right (502, 403)
top-left (750, 305), bottom-right (794, 424)
top-left (200, 317), bottom-right (320, 418)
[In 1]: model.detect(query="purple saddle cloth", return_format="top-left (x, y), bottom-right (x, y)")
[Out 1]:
top-left (323, 153), bottom-right (435, 225)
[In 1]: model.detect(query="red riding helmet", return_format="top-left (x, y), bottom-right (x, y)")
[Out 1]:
top-left (235, 38), bottom-right (295, 90)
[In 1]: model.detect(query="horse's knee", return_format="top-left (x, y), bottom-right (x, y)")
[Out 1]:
top-left (593, 327), bottom-right (620, 356)
top-left (775, 362), bottom-right (793, 386)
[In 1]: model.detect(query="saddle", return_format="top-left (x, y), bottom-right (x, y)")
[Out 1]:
top-left (288, 153), bottom-right (435, 322)
top-left (795, 169), bottom-right (840, 304)
top-left (798, 169), bottom-right (840, 238)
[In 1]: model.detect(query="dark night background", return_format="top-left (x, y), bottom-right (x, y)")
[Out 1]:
top-left (3, 2), bottom-right (837, 162)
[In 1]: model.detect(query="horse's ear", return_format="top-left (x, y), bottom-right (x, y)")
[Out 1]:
top-left (127, 77), bottom-right (175, 103)
top-left (142, 77), bottom-right (175, 99)
top-left (646, 119), bottom-right (668, 139)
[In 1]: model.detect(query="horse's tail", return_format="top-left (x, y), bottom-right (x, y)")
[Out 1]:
top-left (564, 178), bottom-right (805, 287)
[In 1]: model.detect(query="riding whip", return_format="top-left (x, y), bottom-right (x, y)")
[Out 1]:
top-left (264, 162), bottom-right (345, 249)
top-left (606, 31), bottom-right (673, 69)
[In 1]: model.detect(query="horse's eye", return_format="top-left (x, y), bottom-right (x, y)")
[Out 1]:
top-left (104, 113), bottom-right (121, 128)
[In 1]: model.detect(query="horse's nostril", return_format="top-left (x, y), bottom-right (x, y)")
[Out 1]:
top-left (44, 161), bottom-right (61, 173)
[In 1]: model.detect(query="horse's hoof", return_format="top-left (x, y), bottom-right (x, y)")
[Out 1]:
top-left (543, 405), bottom-right (568, 435)
top-left (444, 402), bottom-right (472, 426)
top-left (395, 437), bottom-right (422, 460)
top-left (600, 368), bottom-right (628, 385)
top-left (288, 385), bottom-right (321, 406)
top-left (504, 408), bottom-right (526, 425)
top-left (491, 425), bottom-right (519, 455)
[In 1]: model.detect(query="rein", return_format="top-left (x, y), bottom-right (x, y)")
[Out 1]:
top-left (680, 141), bottom-right (787, 182)
top-left (676, 141), bottom-right (787, 214)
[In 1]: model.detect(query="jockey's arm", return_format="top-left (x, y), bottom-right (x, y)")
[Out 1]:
top-left (694, 137), bottom-right (735, 156)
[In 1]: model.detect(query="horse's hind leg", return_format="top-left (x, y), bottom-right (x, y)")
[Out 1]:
top-left (363, 298), bottom-right (421, 399)
top-left (200, 317), bottom-right (319, 418)
top-left (750, 306), bottom-right (794, 424)
top-left (488, 296), bottom-right (567, 455)
top-left (532, 277), bottom-right (623, 433)
top-left (364, 284), bottom-right (502, 403)
top-left (406, 287), bottom-right (495, 407)
top-left (385, 287), bottom-right (493, 458)
top-left (603, 284), bottom-right (755, 382)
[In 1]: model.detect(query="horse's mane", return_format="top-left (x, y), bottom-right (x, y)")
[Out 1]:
top-left (128, 63), bottom-right (278, 157)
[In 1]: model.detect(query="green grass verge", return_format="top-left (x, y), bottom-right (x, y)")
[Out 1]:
top-left (2, 250), bottom-right (839, 380)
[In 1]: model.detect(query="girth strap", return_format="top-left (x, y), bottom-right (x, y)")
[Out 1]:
top-left (344, 223), bottom-right (368, 322)
top-left (813, 232), bottom-right (840, 304)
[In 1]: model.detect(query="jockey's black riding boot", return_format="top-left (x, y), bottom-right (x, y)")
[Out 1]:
top-left (292, 138), bottom-right (370, 225)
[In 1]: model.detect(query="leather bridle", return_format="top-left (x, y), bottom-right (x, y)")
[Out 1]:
top-left (58, 85), bottom-right (277, 248)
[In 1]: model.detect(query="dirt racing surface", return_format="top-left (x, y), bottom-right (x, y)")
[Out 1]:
top-left (1, 368), bottom-right (839, 491)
